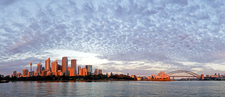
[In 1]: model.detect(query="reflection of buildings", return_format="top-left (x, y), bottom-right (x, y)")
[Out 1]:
top-left (62, 57), bottom-right (68, 76)
top-left (85, 65), bottom-right (92, 75)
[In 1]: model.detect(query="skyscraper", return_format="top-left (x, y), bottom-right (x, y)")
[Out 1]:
top-left (12, 71), bottom-right (17, 77)
top-left (78, 66), bottom-right (81, 75)
top-left (71, 59), bottom-right (76, 75)
top-left (70, 68), bottom-right (75, 76)
top-left (99, 69), bottom-right (102, 75)
top-left (36, 63), bottom-right (41, 74)
top-left (51, 60), bottom-right (58, 76)
top-left (23, 69), bottom-right (28, 77)
top-left (45, 58), bottom-right (51, 71)
top-left (81, 68), bottom-right (87, 76)
top-left (85, 65), bottom-right (92, 75)
top-left (62, 57), bottom-right (68, 76)
top-left (94, 69), bottom-right (98, 75)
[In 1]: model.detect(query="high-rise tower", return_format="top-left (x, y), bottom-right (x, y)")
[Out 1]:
top-left (45, 58), bottom-right (51, 71)
top-left (71, 59), bottom-right (76, 75)
top-left (62, 57), bottom-right (68, 76)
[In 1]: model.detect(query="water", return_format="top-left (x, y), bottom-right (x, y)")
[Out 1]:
top-left (1, 81), bottom-right (225, 97)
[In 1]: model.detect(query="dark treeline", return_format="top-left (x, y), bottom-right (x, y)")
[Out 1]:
top-left (1, 74), bottom-right (136, 81)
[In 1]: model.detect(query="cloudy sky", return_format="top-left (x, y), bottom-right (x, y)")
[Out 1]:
top-left (1, 0), bottom-right (225, 76)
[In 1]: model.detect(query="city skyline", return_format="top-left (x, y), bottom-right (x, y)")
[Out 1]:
top-left (1, 0), bottom-right (225, 76)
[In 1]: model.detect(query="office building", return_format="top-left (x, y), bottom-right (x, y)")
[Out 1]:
top-left (78, 66), bottom-right (81, 75)
top-left (12, 71), bottom-right (17, 77)
top-left (99, 69), bottom-right (102, 75)
top-left (51, 60), bottom-right (58, 75)
top-left (71, 59), bottom-right (77, 75)
top-left (70, 68), bottom-right (75, 76)
top-left (85, 65), bottom-right (92, 75)
top-left (94, 69), bottom-right (98, 75)
top-left (62, 57), bottom-right (68, 76)
top-left (45, 58), bottom-right (51, 71)
top-left (81, 68), bottom-right (87, 76)
top-left (23, 69), bottom-right (28, 77)
top-left (36, 63), bottom-right (41, 74)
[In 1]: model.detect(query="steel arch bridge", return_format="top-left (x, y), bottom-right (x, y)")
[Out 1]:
top-left (167, 70), bottom-right (200, 79)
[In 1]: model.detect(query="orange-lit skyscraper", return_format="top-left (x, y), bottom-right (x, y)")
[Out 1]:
top-left (23, 69), bottom-right (28, 77)
top-left (70, 68), bottom-right (75, 76)
top-left (78, 66), bottom-right (81, 75)
top-left (81, 68), bottom-right (87, 76)
top-left (45, 58), bottom-right (51, 71)
top-left (51, 60), bottom-right (58, 76)
top-left (36, 63), bottom-right (41, 74)
top-left (62, 57), bottom-right (68, 76)
top-left (71, 59), bottom-right (76, 75)
top-left (12, 71), bottom-right (17, 77)
top-left (99, 69), bottom-right (102, 75)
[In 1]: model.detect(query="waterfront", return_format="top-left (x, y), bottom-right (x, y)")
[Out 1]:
top-left (1, 81), bottom-right (225, 97)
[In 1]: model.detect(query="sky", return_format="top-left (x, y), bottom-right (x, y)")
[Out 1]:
top-left (1, 0), bottom-right (225, 76)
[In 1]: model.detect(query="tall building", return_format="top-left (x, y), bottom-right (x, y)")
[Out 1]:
top-left (30, 63), bottom-right (32, 72)
top-left (36, 63), bottom-right (41, 74)
top-left (81, 68), bottom-right (87, 76)
top-left (51, 60), bottom-right (58, 76)
top-left (70, 68), bottom-right (75, 76)
top-left (45, 58), bottom-right (51, 71)
top-left (12, 71), bottom-right (17, 77)
top-left (98, 69), bottom-right (102, 75)
top-left (62, 57), bottom-right (68, 76)
top-left (85, 65), bottom-right (92, 75)
top-left (94, 69), bottom-right (98, 75)
top-left (78, 66), bottom-right (81, 75)
top-left (71, 59), bottom-right (76, 75)
top-left (23, 69), bottom-right (28, 77)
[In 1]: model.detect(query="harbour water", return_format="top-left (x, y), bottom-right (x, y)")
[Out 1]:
top-left (0, 81), bottom-right (225, 97)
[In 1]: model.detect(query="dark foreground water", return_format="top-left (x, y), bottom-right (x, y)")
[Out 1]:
top-left (0, 81), bottom-right (225, 97)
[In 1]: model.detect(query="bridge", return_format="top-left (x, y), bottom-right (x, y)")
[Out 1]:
top-left (166, 70), bottom-right (201, 79)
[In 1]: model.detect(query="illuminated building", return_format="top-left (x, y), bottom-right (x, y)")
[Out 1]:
top-left (81, 68), bottom-right (87, 76)
top-left (70, 68), bottom-right (75, 76)
top-left (68, 67), bottom-right (71, 76)
top-left (85, 65), bottom-right (92, 75)
top-left (71, 59), bottom-right (76, 75)
top-left (12, 71), bottom-right (17, 77)
top-left (45, 58), bottom-right (51, 71)
top-left (17, 73), bottom-right (22, 77)
top-left (78, 66), bottom-right (81, 75)
top-left (94, 69), bottom-right (98, 75)
top-left (41, 70), bottom-right (47, 76)
top-left (62, 57), bottom-right (68, 76)
top-left (201, 74), bottom-right (204, 80)
top-left (51, 60), bottom-right (58, 76)
top-left (98, 69), bottom-right (102, 75)
top-left (58, 70), bottom-right (63, 76)
top-left (30, 63), bottom-right (32, 72)
top-left (23, 69), bottom-right (28, 77)
top-left (36, 63), bottom-right (42, 74)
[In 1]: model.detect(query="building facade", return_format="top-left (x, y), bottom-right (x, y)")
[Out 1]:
top-left (62, 57), bottom-right (68, 76)
top-left (71, 59), bottom-right (76, 75)
top-left (85, 65), bottom-right (92, 75)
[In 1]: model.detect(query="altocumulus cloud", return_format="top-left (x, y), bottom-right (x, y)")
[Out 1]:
top-left (1, 0), bottom-right (225, 75)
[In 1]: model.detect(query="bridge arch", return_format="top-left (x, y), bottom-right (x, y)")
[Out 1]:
top-left (167, 70), bottom-right (200, 79)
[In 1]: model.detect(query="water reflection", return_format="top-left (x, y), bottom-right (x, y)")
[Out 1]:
top-left (1, 81), bottom-right (225, 96)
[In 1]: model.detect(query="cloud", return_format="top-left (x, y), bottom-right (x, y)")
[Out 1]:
top-left (1, 0), bottom-right (225, 75)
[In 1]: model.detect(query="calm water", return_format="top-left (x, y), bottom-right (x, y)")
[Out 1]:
top-left (0, 81), bottom-right (225, 97)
